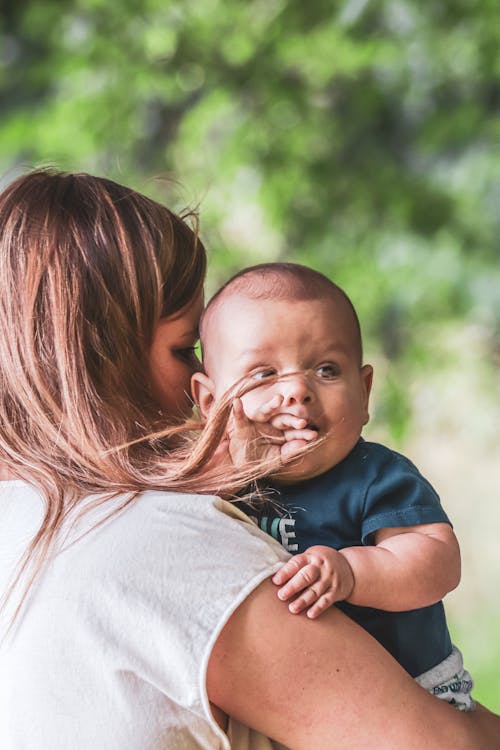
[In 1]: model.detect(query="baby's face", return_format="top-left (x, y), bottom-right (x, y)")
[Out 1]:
top-left (199, 294), bottom-right (373, 483)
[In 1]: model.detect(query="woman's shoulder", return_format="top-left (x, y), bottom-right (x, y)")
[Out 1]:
top-left (60, 489), bottom-right (289, 591)
top-left (121, 489), bottom-right (289, 565)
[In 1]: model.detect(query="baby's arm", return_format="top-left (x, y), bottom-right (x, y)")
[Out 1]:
top-left (273, 523), bottom-right (460, 618)
top-left (340, 522), bottom-right (461, 610)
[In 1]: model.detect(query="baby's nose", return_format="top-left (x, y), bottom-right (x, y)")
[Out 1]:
top-left (281, 373), bottom-right (314, 405)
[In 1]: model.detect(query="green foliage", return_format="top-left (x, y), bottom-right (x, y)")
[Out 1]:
top-left (2, 0), bottom-right (500, 439)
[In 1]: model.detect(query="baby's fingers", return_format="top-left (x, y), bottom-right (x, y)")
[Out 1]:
top-left (286, 585), bottom-right (335, 616)
top-left (231, 397), bottom-right (248, 426)
top-left (250, 395), bottom-right (283, 423)
top-left (272, 555), bottom-right (310, 586)
top-left (283, 428), bottom-right (318, 443)
top-left (281, 438), bottom-right (312, 460)
top-left (304, 590), bottom-right (337, 619)
top-left (273, 563), bottom-right (322, 602)
top-left (270, 414), bottom-right (307, 431)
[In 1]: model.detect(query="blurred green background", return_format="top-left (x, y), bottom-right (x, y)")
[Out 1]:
top-left (1, 0), bottom-right (499, 710)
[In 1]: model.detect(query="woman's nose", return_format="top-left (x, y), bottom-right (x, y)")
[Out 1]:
top-left (281, 374), bottom-right (314, 406)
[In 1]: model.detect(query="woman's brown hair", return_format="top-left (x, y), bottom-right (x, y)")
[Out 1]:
top-left (0, 169), bottom-right (206, 483)
top-left (0, 169), bottom-right (275, 620)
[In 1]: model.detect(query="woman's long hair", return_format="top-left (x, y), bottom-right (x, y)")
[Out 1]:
top-left (0, 169), bottom-right (278, 620)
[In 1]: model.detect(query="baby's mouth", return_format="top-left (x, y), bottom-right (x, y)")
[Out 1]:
top-left (306, 423), bottom-right (319, 433)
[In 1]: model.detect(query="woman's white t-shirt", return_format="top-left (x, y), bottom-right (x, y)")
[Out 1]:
top-left (0, 481), bottom-right (290, 749)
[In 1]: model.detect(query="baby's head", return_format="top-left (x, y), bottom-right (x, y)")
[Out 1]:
top-left (192, 263), bottom-right (373, 483)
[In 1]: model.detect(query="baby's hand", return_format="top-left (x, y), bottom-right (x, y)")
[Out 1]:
top-left (228, 396), bottom-right (317, 466)
top-left (272, 545), bottom-right (354, 619)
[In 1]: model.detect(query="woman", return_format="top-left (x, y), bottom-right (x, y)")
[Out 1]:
top-left (0, 169), bottom-right (498, 749)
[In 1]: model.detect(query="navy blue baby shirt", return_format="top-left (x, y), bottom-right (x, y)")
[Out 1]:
top-left (238, 439), bottom-right (453, 677)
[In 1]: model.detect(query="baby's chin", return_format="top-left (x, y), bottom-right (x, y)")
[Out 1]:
top-left (269, 435), bottom-right (357, 485)
top-left (269, 455), bottom-right (326, 486)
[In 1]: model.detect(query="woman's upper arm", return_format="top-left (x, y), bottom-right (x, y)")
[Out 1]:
top-left (207, 578), bottom-right (491, 750)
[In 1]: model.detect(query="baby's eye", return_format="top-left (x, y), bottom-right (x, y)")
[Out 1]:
top-left (315, 363), bottom-right (340, 380)
top-left (252, 368), bottom-right (277, 380)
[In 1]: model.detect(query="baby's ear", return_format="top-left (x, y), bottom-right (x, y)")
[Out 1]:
top-left (191, 372), bottom-right (216, 418)
top-left (360, 364), bottom-right (374, 425)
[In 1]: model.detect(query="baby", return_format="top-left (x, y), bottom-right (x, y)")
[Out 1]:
top-left (192, 262), bottom-right (475, 710)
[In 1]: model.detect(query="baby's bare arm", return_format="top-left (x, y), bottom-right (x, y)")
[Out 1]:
top-left (272, 523), bottom-right (460, 617)
top-left (340, 522), bottom-right (461, 611)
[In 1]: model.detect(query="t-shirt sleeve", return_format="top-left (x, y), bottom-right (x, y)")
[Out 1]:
top-left (100, 491), bottom-right (291, 745)
top-left (359, 453), bottom-right (451, 544)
